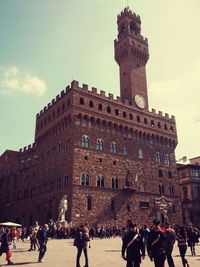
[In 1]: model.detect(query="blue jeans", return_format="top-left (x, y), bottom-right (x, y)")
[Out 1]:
top-left (38, 243), bottom-right (47, 260)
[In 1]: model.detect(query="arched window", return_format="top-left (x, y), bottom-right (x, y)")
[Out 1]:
top-left (168, 171), bottom-right (172, 179)
top-left (158, 122), bottom-right (161, 128)
top-left (123, 145), bottom-right (128, 156)
top-left (159, 183), bottom-right (164, 195)
top-left (165, 154), bottom-right (170, 165)
top-left (89, 100), bottom-right (94, 108)
top-left (97, 175), bottom-right (104, 187)
top-left (81, 135), bottom-right (89, 148)
top-left (110, 142), bottom-right (117, 154)
top-left (155, 152), bottom-right (161, 163)
top-left (81, 173), bottom-right (90, 186)
top-left (26, 158), bottom-right (32, 168)
top-left (137, 116), bottom-right (140, 122)
top-left (87, 197), bottom-right (92, 211)
top-left (112, 177), bottom-right (118, 189)
top-left (64, 175), bottom-right (69, 187)
top-left (80, 97), bottom-right (84, 105)
top-left (158, 169), bottom-right (163, 177)
top-left (115, 109), bottom-right (119, 115)
top-left (98, 103), bottom-right (102, 110)
top-left (107, 106), bottom-right (111, 113)
top-left (96, 139), bottom-right (103, 151)
top-left (138, 149), bottom-right (143, 159)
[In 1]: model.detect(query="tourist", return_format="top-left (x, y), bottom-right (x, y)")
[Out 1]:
top-left (187, 226), bottom-right (197, 256)
top-left (177, 225), bottom-right (189, 267)
top-left (73, 225), bottom-right (90, 267)
top-left (122, 222), bottom-right (145, 267)
top-left (37, 224), bottom-right (49, 263)
top-left (0, 228), bottom-right (13, 265)
top-left (164, 222), bottom-right (176, 267)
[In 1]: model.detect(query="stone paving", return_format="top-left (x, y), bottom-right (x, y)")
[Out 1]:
top-left (0, 237), bottom-right (200, 267)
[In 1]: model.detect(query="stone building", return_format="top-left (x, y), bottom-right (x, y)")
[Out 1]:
top-left (0, 7), bottom-right (182, 226)
top-left (177, 156), bottom-right (200, 227)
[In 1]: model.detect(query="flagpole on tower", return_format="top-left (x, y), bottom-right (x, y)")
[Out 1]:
top-left (127, 0), bottom-right (129, 8)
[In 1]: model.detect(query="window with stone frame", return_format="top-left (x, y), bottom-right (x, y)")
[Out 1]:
top-left (98, 103), bottom-right (102, 110)
top-left (87, 197), bottom-right (92, 211)
top-left (165, 154), bottom-right (170, 165)
top-left (155, 152), bottom-right (161, 163)
top-left (81, 135), bottom-right (89, 148)
top-left (111, 177), bottom-right (119, 189)
top-left (123, 144), bottom-right (128, 156)
top-left (81, 173), bottom-right (90, 186)
top-left (158, 169), bottom-right (163, 177)
top-left (96, 138), bottom-right (103, 151)
top-left (64, 175), bottom-right (69, 187)
top-left (26, 158), bottom-right (32, 168)
top-left (56, 178), bottom-right (61, 189)
top-left (89, 100), bottom-right (94, 108)
top-left (107, 106), bottom-right (111, 113)
top-left (80, 97), bottom-right (84, 105)
top-left (159, 183), bottom-right (164, 195)
top-left (97, 175), bottom-right (104, 187)
top-left (169, 185), bottom-right (174, 196)
top-left (110, 142), bottom-right (117, 154)
top-left (138, 148), bottom-right (143, 159)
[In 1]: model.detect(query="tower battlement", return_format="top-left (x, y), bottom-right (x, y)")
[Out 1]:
top-left (117, 7), bottom-right (140, 21)
top-left (36, 85), bottom-right (71, 118)
top-left (19, 143), bottom-right (36, 153)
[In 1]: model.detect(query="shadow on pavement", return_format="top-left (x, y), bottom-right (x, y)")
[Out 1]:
top-left (104, 250), bottom-right (121, 252)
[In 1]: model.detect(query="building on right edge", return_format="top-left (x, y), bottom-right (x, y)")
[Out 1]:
top-left (177, 156), bottom-right (200, 227)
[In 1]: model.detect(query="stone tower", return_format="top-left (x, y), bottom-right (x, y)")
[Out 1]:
top-left (115, 7), bottom-right (149, 110)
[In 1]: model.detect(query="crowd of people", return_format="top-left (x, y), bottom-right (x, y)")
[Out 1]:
top-left (0, 219), bottom-right (199, 266)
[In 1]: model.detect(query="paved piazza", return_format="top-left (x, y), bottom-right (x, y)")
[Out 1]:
top-left (0, 237), bottom-right (200, 267)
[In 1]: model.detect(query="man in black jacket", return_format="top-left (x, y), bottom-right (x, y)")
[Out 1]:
top-left (122, 222), bottom-right (145, 267)
top-left (37, 224), bottom-right (49, 263)
top-left (147, 219), bottom-right (166, 267)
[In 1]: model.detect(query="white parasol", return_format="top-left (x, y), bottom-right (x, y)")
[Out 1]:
top-left (0, 222), bottom-right (22, 227)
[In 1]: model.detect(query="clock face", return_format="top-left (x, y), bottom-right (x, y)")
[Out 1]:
top-left (134, 94), bottom-right (146, 109)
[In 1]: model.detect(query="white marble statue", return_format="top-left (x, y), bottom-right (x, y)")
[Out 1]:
top-left (58, 195), bottom-right (68, 222)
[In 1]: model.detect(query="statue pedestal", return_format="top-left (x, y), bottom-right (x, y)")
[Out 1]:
top-left (57, 220), bottom-right (68, 228)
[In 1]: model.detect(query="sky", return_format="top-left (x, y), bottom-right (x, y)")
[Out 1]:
top-left (0, 0), bottom-right (199, 161)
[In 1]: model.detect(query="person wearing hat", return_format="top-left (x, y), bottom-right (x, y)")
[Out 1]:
top-left (147, 219), bottom-right (166, 267)
top-left (122, 222), bottom-right (145, 267)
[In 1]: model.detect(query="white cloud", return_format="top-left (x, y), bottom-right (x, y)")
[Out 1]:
top-left (0, 66), bottom-right (47, 96)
